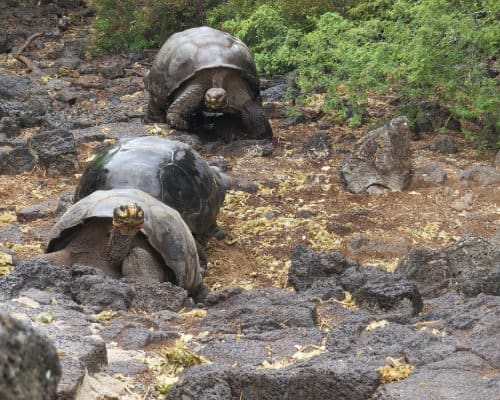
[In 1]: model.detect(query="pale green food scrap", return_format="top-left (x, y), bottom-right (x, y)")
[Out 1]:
top-left (261, 344), bottom-right (326, 370)
top-left (178, 308), bottom-right (207, 319)
top-left (155, 375), bottom-right (179, 395)
top-left (144, 340), bottom-right (207, 396)
top-left (0, 212), bottom-right (16, 224)
top-left (35, 311), bottom-right (55, 324)
top-left (0, 252), bottom-right (13, 266)
top-left (365, 320), bottom-right (389, 332)
top-left (377, 356), bottom-right (414, 383)
top-left (93, 310), bottom-right (117, 322)
top-left (11, 243), bottom-right (42, 254)
top-left (146, 124), bottom-right (170, 136)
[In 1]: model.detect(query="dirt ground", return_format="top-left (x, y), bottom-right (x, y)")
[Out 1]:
top-left (0, 5), bottom-right (498, 292)
top-left (1, 121), bottom-right (498, 291)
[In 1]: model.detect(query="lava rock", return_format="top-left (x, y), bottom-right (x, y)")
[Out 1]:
top-left (460, 164), bottom-right (500, 186)
top-left (0, 116), bottom-right (21, 138)
top-left (373, 360), bottom-right (499, 400)
top-left (347, 235), bottom-right (409, 257)
top-left (0, 140), bottom-right (35, 174)
top-left (27, 128), bottom-right (79, 174)
top-left (406, 101), bottom-right (461, 133)
top-left (69, 266), bottom-right (136, 312)
top-left (305, 131), bottom-right (332, 159)
top-left (0, 99), bottom-right (47, 130)
top-left (0, 75), bottom-right (35, 100)
top-left (410, 163), bottom-right (447, 186)
top-left (340, 265), bottom-right (423, 319)
top-left (0, 311), bottom-right (61, 400)
top-left (279, 114), bottom-right (306, 129)
top-left (0, 28), bottom-right (14, 53)
top-left (339, 116), bottom-right (412, 193)
top-left (16, 199), bottom-right (59, 222)
top-left (288, 243), bottom-right (358, 292)
top-left (169, 353), bottom-right (381, 400)
top-left (128, 281), bottom-right (190, 312)
top-left (0, 223), bottom-right (26, 245)
top-left (397, 235), bottom-right (500, 297)
top-left (203, 287), bottom-right (317, 335)
top-left (99, 62), bottom-right (126, 80)
top-left (430, 134), bottom-right (459, 154)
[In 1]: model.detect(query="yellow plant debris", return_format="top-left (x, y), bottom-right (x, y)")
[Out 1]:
top-left (35, 311), bottom-right (56, 324)
top-left (179, 308), bottom-right (207, 319)
top-left (93, 310), bottom-right (117, 322)
top-left (365, 320), bottom-right (389, 332)
top-left (332, 291), bottom-right (358, 310)
top-left (261, 344), bottom-right (326, 370)
top-left (143, 340), bottom-right (208, 396)
top-left (0, 212), bottom-right (16, 224)
top-left (146, 125), bottom-right (170, 136)
top-left (413, 320), bottom-right (441, 329)
top-left (377, 356), bottom-right (414, 383)
top-left (0, 252), bottom-right (13, 266)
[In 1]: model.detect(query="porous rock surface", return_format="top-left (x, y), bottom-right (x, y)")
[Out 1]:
top-left (0, 235), bottom-right (498, 399)
top-left (0, 310), bottom-right (61, 400)
top-left (338, 116), bottom-right (412, 193)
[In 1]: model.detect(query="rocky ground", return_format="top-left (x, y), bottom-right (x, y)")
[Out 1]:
top-left (0, 2), bottom-right (499, 400)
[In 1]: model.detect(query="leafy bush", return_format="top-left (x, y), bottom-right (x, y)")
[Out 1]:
top-left (215, 0), bottom-right (499, 144)
top-left (89, 0), bottom-right (220, 53)
top-left (207, 0), bottom-right (340, 29)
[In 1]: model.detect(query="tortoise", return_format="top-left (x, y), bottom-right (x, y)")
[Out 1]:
top-left (40, 188), bottom-right (208, 302)
top-left (74, 136), bottom-right (227, 243)
top-left (143, 26), bottom-right (272, 140)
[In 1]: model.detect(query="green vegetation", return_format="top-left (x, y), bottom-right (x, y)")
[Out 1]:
top-left (90, 0), bottom-right (499, 148)
top-left (89, 0), bottom-right (219, 52)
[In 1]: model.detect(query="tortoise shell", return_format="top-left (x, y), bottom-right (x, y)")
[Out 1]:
top-left (75, 136), bottom-right (226, 238)
top-left (143, 26), bottom-right (259, 101)
top-left (47, 188), bottom-right (204, 292)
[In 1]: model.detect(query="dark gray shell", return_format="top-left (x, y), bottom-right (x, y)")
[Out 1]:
top-left (143, 26), bottom-right (259, 101)
top-left (47, 189), bottom-right (204, 293)
top-left (75, 136), bottom-right (226, 238)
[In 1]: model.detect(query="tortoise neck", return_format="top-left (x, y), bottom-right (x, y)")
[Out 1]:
top-left (104, 225), bottom-right (137, 265)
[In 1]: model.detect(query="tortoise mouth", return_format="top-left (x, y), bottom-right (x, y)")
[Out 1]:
top-left (205, 88), bottom-right (228, 110)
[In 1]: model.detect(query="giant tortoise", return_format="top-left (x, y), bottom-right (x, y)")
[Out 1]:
top-left (41, 188), bottom-right (208, 301)
top-left (143, 26), bottom-right (272, 140)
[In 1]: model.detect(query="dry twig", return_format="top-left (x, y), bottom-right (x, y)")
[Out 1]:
top-left (14, 32), bottom-right (43, 72)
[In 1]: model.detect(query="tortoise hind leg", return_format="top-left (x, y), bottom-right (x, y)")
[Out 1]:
top-left (240, 99), bottom-right (273, 139)
top-left (122, 247), bottom-right (164, 284)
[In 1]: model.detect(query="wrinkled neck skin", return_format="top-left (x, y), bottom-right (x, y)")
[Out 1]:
top-left (104, 225), bottom-right (137, 265)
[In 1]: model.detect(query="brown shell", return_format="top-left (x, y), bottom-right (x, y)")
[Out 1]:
top-left (144, 26), bottom-right (259, 100)
top-left (46, 189), bottom-right (204, 293)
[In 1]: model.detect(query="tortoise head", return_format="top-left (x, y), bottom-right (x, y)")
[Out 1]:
top-left (112, 204), bottom-right (144, 234)
top-left (205, 88), bottom-right (228, 110)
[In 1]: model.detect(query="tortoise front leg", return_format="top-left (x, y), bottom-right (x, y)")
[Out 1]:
top-left (122, 247), bottom-right (165, 283)
top-left (167, 84), bottom-right (206, 131)
top-left (240, 99), bottom-right (273, 139)
top-left (145, 94), bottom-right (168, 123)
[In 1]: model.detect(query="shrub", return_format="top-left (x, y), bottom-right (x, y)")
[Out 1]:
top-left (89, 0), bottom-right (220, 53)
top-left (217, 0), bottom-right (499, 140)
